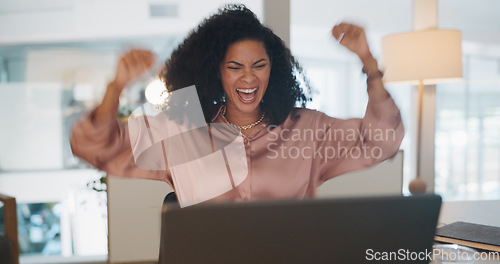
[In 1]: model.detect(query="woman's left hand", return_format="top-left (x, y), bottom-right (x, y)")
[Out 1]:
top-left (332, 23), bottom-right (372, 62)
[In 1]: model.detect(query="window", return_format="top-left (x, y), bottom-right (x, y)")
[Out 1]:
top-left (435, 56), bottom-right (500, 200)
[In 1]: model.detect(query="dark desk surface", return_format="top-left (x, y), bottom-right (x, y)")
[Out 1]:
top-left (437, 200), bottom-right (500, 263)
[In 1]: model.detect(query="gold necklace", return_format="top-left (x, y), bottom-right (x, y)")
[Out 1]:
top-left (226, 112), bottom-right (265, 130)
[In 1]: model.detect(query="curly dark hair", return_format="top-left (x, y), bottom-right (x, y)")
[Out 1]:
top-left (163, 4), bottom-right (311, 125)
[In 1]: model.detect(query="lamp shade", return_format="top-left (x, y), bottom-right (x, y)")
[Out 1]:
top-left (381, 30), bottom-right (463, 85)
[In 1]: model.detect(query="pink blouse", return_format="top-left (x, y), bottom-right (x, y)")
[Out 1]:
top-left (70, 91), bottom-right (404, 205)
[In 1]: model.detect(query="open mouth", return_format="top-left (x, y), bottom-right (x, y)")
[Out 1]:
top-left (236, 87), bottom-right (258, 103)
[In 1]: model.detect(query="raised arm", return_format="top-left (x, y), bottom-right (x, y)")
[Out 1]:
top-left (313, 23), bottom-right (404, 182)
top-left (331, 23), bottom-right (388, 102)
top-left (94, 49), bottom-right (156, 122)
top-left (70, 49), bottom-right (171, 184)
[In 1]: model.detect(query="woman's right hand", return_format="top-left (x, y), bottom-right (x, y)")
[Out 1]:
top-left (112, 49), bottom-right (156, 92)
top-left (94, 49), bottom-right (156, 121)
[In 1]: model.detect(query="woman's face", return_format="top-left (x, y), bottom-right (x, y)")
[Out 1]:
top-left (219, 39), bottom-right (271, 115)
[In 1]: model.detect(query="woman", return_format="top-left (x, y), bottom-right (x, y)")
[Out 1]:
top-left (71, 5), bottom-right (404, 207)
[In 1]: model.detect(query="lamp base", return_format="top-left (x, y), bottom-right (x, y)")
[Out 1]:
top-left (409, 177), bottom-right (427, 194)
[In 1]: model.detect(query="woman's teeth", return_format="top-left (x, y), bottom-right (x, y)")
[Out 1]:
top-left (236, 88), bottom-right (257, 94)
top-left (236, 88), bottom-right (257, 103)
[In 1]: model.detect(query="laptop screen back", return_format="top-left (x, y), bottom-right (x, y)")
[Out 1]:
top-left (160, 195), bottom-right (441, 264)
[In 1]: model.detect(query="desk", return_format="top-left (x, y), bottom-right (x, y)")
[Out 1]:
top-left (437, 200), bottom-right (500, 264)
top-left (438, 200), bottom-right (500, 227)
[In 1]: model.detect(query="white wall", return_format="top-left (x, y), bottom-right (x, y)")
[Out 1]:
top-left (106, 176), bottom-right (172, 264)
top-left (0, 0), bottom-right (263, 45)
top-left (317, 150), bottom-right (404, 198)
top-left (0, 83), bottom-right (64, 170)
top-left (0, 169), bottom-right (101, 203)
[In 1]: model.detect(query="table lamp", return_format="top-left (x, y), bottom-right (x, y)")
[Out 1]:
top-left (381, 29), bottom-right (463, 194)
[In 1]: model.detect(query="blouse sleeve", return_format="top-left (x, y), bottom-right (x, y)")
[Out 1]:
top-left (70, 110), bottom-right (173, 186)
top-left (314, 93), bottom-right (404, 184)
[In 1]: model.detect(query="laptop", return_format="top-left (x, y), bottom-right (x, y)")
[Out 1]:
top-left (159, 194), bottom-right (441, 264)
